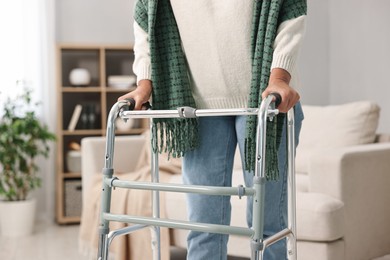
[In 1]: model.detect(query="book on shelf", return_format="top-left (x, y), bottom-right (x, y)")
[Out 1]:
top-left (67, 104), bottom-right (82, 131)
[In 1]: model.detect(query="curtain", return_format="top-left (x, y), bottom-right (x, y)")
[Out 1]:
top-left (0, 0), bottom-right (56, 221)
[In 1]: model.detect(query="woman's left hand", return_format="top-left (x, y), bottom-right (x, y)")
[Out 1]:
top-left (262, 68), bottom-right (300, 113)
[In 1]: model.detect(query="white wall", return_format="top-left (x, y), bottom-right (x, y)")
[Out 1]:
top-left (299, 0), bottom-right (390, 133)
top-left (298, 0), bottom-right (330, 106)
top-left (327, 0), bottom-right (390, 133)
top-left (56, 0), bottom-right (134, 44)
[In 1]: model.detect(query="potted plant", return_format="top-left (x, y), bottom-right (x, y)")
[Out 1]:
top-left (0, 89), bottom-right (56, 237)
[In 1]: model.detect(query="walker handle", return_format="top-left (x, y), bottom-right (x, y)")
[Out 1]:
top-left (124, 98), bottom-right (151, 111)
top-left (269, 92), bottom-right (282, 108)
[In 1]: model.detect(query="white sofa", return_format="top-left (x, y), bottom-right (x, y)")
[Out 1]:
top-left (81, 101), bottom-right (390, 260)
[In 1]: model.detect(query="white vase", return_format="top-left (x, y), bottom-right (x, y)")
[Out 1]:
top-left (69, 68), bottom-right (91, 86)
top-left (0, 198), bottom-right (36, 237)
top-left (115, 118), bottom-right (135, 131)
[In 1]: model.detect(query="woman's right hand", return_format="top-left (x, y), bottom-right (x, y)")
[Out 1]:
top-left (118, 79), bottom-right (152, 110)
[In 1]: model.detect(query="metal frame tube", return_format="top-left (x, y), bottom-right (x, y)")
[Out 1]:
top-left (107, 224), bottom-right (148, 246)
top-left (103, 213), bottom-right (254, 237)
top-left (250, 95), bottom-right (274, 260)
top-left (150, 118), bottom-right (161, 260)
top-left (105, 179), bottom-right (255, 197)
top-left (97, 99), bottom-right (298, 260)
top-left (286, 109), bottom-right (297, 260)
top-left (97, 101), bottom-right (124, 260)
top-left (263, 228), bottom-right (292, 248)
top-left (255, 96), bottom-right (275, 179)
top-left (120, 107), bottom-right (279, 119)
top-left (97, 100), bottom-right (139, 260)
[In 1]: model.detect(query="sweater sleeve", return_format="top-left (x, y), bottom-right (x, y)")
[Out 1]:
top-left (271, 15), bottom-right (306, 74)
top-left (133, 21), bottom-right (152, 85)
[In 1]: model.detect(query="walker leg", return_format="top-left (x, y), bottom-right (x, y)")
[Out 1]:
top-left (97, 167), bottom-right (114, 260)
top-left (97, 232), bottom-right (109, 260)
top-left (97, 108), bottom-right (117, 260)
top-left (250, 99), bottom-right (269, 260)
top-left (150, 119), bottom-right (161, 260)
top-left (286, 109), bottom-right (297, 260)
top-left (250, 176), bottom-right (266, 260)
top-left (251, 98), bottom-right (298, 259)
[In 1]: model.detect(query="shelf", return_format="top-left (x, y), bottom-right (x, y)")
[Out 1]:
top-left (62, 129), bottom-right (104, 136)
top-left (62, 173), bottom-right (82, 179)
top-left (112, 128), bottom-right (147, 135)
top-left (57, 216), bottom-right (81, 225)
top-left (62, 87), bottom-right (102, 92)
top-left (56, 44), bottom-right (147, 224)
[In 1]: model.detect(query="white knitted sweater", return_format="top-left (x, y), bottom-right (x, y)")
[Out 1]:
top-left (133, 1), bottom-right (306, 109)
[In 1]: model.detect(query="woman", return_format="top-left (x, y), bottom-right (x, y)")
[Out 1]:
top-left (119, 1), bottom-right (307, 259)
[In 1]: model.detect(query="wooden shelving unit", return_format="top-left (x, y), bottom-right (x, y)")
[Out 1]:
top-left (55, 44), bottom-right (147, 224)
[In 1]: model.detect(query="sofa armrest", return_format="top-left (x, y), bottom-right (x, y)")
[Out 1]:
top-left (308, 143), bottom-right (390, 198)
top-left (376, 133), bottom-right (390, 143)
top-left (81, 135), bottom-right (146, 202)
top-left (308, 143), bottom-right (390, 259)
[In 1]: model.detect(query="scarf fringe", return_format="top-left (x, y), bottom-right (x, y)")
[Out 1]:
top-left (151, 118), bottom-right (198, 159)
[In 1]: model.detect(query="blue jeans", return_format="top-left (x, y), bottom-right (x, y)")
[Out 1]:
top-left (182, 103), bottom-right (304, 260)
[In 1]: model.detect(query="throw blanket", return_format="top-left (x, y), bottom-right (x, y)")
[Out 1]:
top-left (134, 0), bottom-right (307, 180)
top-left (79, 133), bottom-right (182, 260)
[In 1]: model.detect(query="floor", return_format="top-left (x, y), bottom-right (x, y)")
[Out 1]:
top-left (0, 220), bottom-right (87, 260)
top-left (373, 256), bottom-right (390, 260)
top-left (0, 219), bottom-right (248, 260)
top-left (2, 221), bottom-right (390, 260)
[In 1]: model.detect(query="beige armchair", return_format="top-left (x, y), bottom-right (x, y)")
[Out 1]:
top-left (80, 101), bottom-right (390, 260)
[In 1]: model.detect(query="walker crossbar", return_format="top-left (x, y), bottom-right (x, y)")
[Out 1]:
top-left (119, 107), bottom-right (279, 119)
top-left (97, 95), bottom-right (297, 260)
top-left (263, 228), bottom-right (293, 248)
top-left (105, 216), bottom-right (293, 249)
top-left (107, 224), bottom-right (147, 246)
top-left (105, 178), bottom-right (255, 197)
top-left (104, 213), bottom-right (255, 237)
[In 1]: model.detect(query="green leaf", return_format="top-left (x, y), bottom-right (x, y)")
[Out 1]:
top-left (0, 88), bottom-right (56, 201)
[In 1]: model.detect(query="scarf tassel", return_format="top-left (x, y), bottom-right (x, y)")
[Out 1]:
top-left (151, 118), bottom-right (199, 159)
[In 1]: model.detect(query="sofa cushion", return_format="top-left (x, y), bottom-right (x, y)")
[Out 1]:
top-left (297, 239), bottom-right (345, 260)
top-left (167, 174), bottom-right (345, 243)
top-left (296, 192), bottom-right (345, 241)
top-left (296, 101), bottom-right (380, 173)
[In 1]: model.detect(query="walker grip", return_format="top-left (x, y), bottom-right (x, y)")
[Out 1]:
top-left (269, 92), bottom-right (282, 108)
top-left (124, 98), bottom-right (151, 110)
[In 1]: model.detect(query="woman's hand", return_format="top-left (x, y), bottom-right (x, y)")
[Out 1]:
top-left (118, 79), bottom-right (152, 110)
top-left (262, 68), bottom-right (300, 113)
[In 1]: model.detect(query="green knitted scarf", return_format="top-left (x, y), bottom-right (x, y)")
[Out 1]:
top-left (134, 0), bottom-right (307, 180)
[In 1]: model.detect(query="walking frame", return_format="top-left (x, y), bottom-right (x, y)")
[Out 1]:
top-left (97, 94), bottom-right (297, 260)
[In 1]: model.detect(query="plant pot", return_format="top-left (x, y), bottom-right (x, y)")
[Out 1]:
top-left (0, 198), bottom-right (36, 237)
top-left (66, 150), bottom-right (82, 173)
